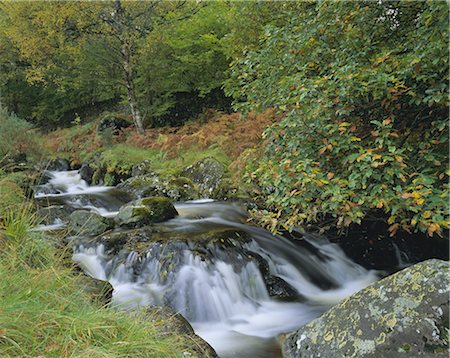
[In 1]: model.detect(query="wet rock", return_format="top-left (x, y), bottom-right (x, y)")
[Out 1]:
top-left (180, 157), bottom-right (225, 195)
top-left (265, 276), bottom-right (299, 301)
top-left (114, 197), bottom-right (178, 228)
top-left (36, 205), bottom-right (75, 225)
top-left (144, 306), bottom-right (218, 357)
top-left (79, 163), bottom-right (94, 184)
top-left (282, 259), bottom-right (450, 358)
top-left (46, 158), bottom-right (70, 171)
top-left (96, 113), bottom-right (131, 133)
top-left (75, 274), bottom-right (113, 306)
top-left (69, 210), bottom-right (114, 236)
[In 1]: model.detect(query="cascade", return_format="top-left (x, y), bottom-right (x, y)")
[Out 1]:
top-left (36, 170), bottom-right (381, 357)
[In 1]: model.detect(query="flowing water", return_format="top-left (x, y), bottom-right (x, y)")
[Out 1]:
top-left (36, 170), bottom-right (380, 357)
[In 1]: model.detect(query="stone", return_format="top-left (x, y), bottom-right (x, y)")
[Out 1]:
top-left (69, 210), bottom-right (114, 236)
top-left (46, 158), bottom-right (70, 171)
top-left (114, 197), bottom-right (178, 228)
top-left (79, 163), bottom-right (94, 184)
top-left (144, 305), bottom-right (218, 357)
top-left (36, 205), bottom-right (75, 225)
top-left (118, 174), bottom-right (200, 201)
top-left (282, 259), bottom-right (450, 358)
top-left (96, 114), bottom-right (131, 133)
top-left (75, 274), bottom-right (113, 306)
top-left (180, 157), bottom-right (225, 195)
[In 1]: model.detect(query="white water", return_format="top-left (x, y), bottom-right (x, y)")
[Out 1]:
top-left (36, 170), bottom-right (380, 357)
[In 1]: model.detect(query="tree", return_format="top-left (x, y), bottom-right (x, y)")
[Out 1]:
top-left (0, 1), bottom-right (204, 133)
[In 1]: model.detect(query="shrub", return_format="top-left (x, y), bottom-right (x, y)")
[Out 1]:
top-left (228, 2), bottom-right (449, 236)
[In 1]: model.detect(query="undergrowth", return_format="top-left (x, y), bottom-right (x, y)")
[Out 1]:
top-left (0, 183), bottom-right (207, 357)
top-left (42, 109), bottom-right (276, 179)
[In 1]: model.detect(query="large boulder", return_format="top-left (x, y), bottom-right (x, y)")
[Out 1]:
top-left (282, 259), bottom-right (450, 357)
top-left (114, 197), bottom-right (178, 228)
top-left (69, 210), bottom-right (114, 236)
top-left (180, 157), bottom-right (225, 195)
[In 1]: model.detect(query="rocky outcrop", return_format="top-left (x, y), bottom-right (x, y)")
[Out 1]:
top-left (180, 157), bottom-right (225, 195)
top-left (69, 210), bottom-right (114, 236)
top-left (117, 174), bottom-right (199, 201)
top-left (114, 197), bottom-right (178, 228)
top-left (282, 259), bottom-right (450, 357)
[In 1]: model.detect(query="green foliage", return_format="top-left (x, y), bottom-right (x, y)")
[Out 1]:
top-left (0, 108), bottom-right (42, 160)
top-left (136, 2), bottom-right (232, 125)
top-left (228, 1), bottom-right (449, 236)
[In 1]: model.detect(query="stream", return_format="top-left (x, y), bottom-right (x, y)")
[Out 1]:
top-left (35, 170), bottom-right (381, 358)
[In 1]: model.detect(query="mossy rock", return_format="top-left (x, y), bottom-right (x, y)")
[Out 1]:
top-left (282, 259), bottom-right (450, 358)
top-left (115, 197), bottom-right (178, 228)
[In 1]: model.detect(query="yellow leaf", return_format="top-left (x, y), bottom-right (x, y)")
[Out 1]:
top-left (327, 172), bottom-right (335, 180)
top-left (376, 201), bottom-right (383, 209)
top-left (422, 211), bottom-right (431, 219)
top-left (427, 223), bottom-right (440, 236)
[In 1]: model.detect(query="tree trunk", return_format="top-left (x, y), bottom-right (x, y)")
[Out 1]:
top-left (114, 0), bottom-right (144, 134)
top-left (121, 40), bottom-right (144, 134)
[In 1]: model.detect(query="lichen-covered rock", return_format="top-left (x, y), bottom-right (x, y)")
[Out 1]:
top-left (180, 157), bottom-right (225, 195)
top-left (69, 210), bottom-right (114, 236)
top-left (118, 174), bottom-right (200, 201)
top-left (114, 197), bottom-right (178, 228)
top-left (282, 259), bottom-right (450, 358)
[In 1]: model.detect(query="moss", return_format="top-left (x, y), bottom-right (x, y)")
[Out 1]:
top-left (140, 197), bottom-right (178, 221)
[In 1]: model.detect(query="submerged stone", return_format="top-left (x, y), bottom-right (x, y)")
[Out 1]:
top-left (282, 259), bottom-right (450, 357)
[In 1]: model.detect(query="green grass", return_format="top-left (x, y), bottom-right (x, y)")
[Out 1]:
top-left (0, 183), bottom-right (208, 357)
top-left (87, 142), bottom-right (230, 178)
